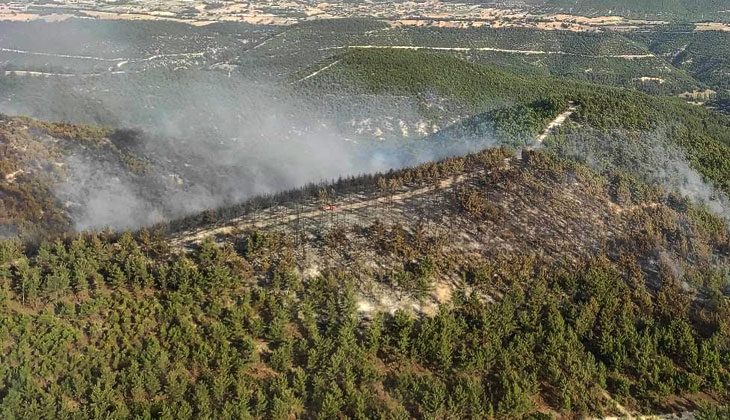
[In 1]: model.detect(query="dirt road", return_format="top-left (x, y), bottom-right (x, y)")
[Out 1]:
top-left (171, 170), bottom-right (483, 247)
top-left (591, 391), bottom-right (695, 420)
top-left (172, 104), bottom-right (587, 247)
top-left (536, 103), bottom-right (577, 144)
top-left (293, 59), bottom-right (342, 83)
top-left (0, 47), bottom-right (204, 64)
top-left (4, 70), bottom-right (134, 77)
top-left (180, 91), bottom-right (656, 250)
top-left (324, 45), bottom-right (655, 59)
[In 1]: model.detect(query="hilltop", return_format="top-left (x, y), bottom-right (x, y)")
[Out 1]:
top-left (6, 47), bottom-right (730, 240)
top-left (536, 0), bottom-right (729, 20)
top-left (2, 17), bottom-right (730, 419)
top-left (1, 147), bottom-right (729, 418)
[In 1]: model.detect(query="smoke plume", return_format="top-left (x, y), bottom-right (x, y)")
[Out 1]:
top-left (553, 126), bottom-right (730, 217)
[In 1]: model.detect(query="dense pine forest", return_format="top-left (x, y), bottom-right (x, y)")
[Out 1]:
top-left (2, 148), bottom-right (730, 419)
top-left (305, 48), bottom-right (730, 198)
top-left (2, 15), bottom-right (730, 419)
top-left (533, 0), bottom-right (730, 20)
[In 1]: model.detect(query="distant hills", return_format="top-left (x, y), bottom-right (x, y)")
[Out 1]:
top-left (1, 16), bottom-right (730, 419)
top-left (477, 0), bottom-right (730, 20)
top-left (540, 0), bottom-right (729, 19)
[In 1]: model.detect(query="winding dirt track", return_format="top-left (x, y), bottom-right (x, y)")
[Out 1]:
top-left (536, 103), bottom-right (577, 143)
top-left (3, 70), bottom-right (140, 78)
top-left (172, 107), bottom-right (582, 247)
top-left (293, 59), bottom-right (342, 84)
top-left (323, 45), bottom-right (656, 59)
top-left (171, 171), bottom-right (480, 247)
top-left (592, 391), bottom-right (695, 420)
top-left (0, 47), bottom-right (204, 64)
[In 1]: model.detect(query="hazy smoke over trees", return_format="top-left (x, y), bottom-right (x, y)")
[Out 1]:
top-left (2, 70), bottom-right (490, 230)
top-left (552, 126), bottom-right (730, 217)
top-left (4, 20), bottom-right (728, 232)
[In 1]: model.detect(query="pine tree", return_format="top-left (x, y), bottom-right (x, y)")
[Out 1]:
top-left (14, 257), bottom-right (41, 305)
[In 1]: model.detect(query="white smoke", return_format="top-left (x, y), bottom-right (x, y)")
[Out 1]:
top-left (554, 126), bottom-right (730, 217)
top-left (36, 73), bottom-right (492, 230)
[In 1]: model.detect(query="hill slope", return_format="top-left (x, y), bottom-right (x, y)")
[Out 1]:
top-left (534, 0), bottom-right (730, 20)
top-left (302, 48), bottom-right (730, 201)
top-left (6, 49), bottom-right (730, 240)
top-left (1, 148), bottom-right (729, 419)
top-left (2, 15), bottom-right (730, 420)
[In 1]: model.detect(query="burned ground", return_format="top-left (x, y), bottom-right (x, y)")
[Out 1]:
top-left (169, 148), bottom-right (728, 317)
top-left (1, 147), bottom-right (728, 419)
